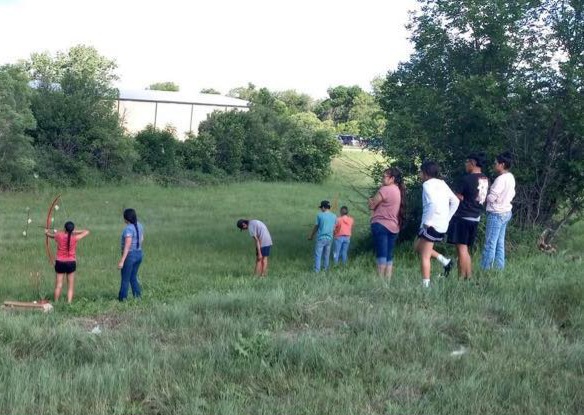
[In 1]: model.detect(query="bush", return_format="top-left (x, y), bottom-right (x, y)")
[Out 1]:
top-left (134, 126), bottom-right (180, 178)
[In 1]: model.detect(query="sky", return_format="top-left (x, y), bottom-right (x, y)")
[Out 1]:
top-left (0, 0), bottom-right (418, 98)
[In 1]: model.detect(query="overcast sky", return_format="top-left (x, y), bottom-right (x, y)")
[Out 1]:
top-left (0, 0), bottom-right (417, 98)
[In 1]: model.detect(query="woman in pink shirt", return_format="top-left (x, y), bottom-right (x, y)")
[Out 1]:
top-left (368, 167), bottom-right (405, 279)
top-left (45, 221), bottom-right (90, 304)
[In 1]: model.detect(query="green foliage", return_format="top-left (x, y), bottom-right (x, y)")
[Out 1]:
top-left (180, 132), bottom-right (218, 174)
top-left (26, 45), bottom-right (135, 185)
top-left (197, 103), bottom-right (341, 182)
top-left (315, 85), bottom-right (364, 124)
top-left (200, 88), bottom-right (221, 94)
top-left (147, 81), bottom-right (180, 91)
top-left (0, 65), bottom-right (36, 189)
top-left (375, 0), bottom-right (584, 228)
top-left (134, 126), bottom-right (180, 180)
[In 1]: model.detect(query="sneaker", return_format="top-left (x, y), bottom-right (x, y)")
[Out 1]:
top-left (422, 279), bottom-right (430, 288)
top-left (443, 259), bottom-right (453, 277)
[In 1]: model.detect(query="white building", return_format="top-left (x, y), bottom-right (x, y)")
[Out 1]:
top-left (116, 89), bottom-right (249, 140)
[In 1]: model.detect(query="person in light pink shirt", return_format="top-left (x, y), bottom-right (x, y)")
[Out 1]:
top-left (45, 221), bottom-right (90, 304)
top-left (481, 151), bottom-right (516, 270)
top-left (368, 167), bottom-right (405, 279)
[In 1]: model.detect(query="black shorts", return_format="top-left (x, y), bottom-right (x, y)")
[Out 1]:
top-left (418, 226), bottom-right (445, 242)
top-left (447, 216), bottom-right (479, 247)
top-left (55, 260), bottom-right (76, 274)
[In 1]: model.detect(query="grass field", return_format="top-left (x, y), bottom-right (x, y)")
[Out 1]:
top-left (0, 150), bottom-right (582, 415)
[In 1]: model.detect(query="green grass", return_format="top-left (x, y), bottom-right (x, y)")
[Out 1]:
top-left (0, 149), bottom-right (582, 414)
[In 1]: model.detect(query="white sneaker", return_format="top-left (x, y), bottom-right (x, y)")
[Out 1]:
top-left (422, 279), bottom-right (430, 288)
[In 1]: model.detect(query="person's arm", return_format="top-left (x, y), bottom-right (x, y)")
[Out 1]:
top-left (486, 176), bottom-right (503, 205)
top-left (253, 236), bottom-right (262, 260)
top-left (308, 223), bottom-right (318, 240)
top-left (421, 183), bottom-right (434, 228)
top-left (74, 230), bottom-right (90, 241)
top-left (118, 236), bottom-right (132, 269)
top-left (368, 191), bottom-right (383, 210)
top-left (44, 229), bottom-right (55, 239)
top-left (447, 187), bottom-right (461, 220)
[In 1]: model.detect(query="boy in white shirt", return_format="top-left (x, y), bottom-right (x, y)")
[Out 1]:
top-left (480, 152), bottom-right (516, 270)
top-left (414, 161), bottom-right (460, 287)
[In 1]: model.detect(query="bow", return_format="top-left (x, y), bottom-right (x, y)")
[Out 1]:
top-left (45, 194), bottom-right (61, 265)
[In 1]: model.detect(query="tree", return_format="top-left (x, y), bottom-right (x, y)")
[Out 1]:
top-left (200, 88), bottom-right (221, 94)
top-left (148, 82), bottom-right (180, 92)
top-left (26, 45), bottom-right (135, 184)
top-left (0, 65), bottom-right (36, 188)
top-left (375, 0), bottom-right (584, 229)
top-left (314, 85), bottom-right (364, 124)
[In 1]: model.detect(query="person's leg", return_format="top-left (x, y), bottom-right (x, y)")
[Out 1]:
top-left (373, 224), bottom-right (389, 277)
top-left (119, 259), bottom-right (132, 301)
top-left (255, 253), bottom-right (262, 276)
top-left (314, 239), bottom-right (324, 272)
top-left (333, 238), bottom-right (342, 264)
top-left (129, 254), bottom-right (142, 298)
top-left (456, 244), bottom-right (471, 278)
top-left (494, 213), bottom-right (512, 269)
top-left (261, 257), bottom-right (269, 277)
top-left (384, 231), bottom-right (398, 279)
top-left (481, 213), bottom-right (502, 270)
top-left (54, 274), bottom-right (64, 302)
top-left (340, 237), bottom-right (350, 264)
top-left (417, 238), bottom-right (434, 286)
top-left (66, 273), bottom-right (75, 303)
top-left (322, 239), bottom-right (332, 271)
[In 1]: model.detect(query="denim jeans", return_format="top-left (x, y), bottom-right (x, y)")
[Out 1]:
top-left (314, 238), bottom-right (332, 272)
top-left (371, 222), bottom-right (398, 265)
top-left (480, 211), bottom-right (512, 270)
top-left (333, 236), bottom-right (351, 265)
top-left (119, 250), bottom-right (143, 301)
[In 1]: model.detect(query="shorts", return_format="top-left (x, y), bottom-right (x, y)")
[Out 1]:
top-left (257, 245), bottom-right (271, 257)
top-left (371, 222), bottom-right (398, 265)
top-left (447, 216), bottom-right (479, 247)
top-left (55, 260), bottom-right (76, 274)
top-left (418, 226), bottom-right (445, 242)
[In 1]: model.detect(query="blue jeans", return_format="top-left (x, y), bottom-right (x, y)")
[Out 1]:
top-left (119, 250), bottom-right (143, 301)
top-left (333, 236), bottom-right (351, 265)
top-left (480, 212), bottom-right (512, 270)
top-left (314, 238), bottom-right (332, 272)
top-left (371, 222), bottom-right (398, 265)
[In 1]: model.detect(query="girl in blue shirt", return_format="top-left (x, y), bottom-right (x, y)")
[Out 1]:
top-left (118, 208), bottom-right (144, 301)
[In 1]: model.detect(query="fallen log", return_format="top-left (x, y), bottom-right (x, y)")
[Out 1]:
top-left (3, 301), bottom-right (53, 313)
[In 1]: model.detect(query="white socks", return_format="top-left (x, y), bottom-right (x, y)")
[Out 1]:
top-left (422, 279), bottom-right (430, 287)
top-left (437, 254), bottom-right (450, 266)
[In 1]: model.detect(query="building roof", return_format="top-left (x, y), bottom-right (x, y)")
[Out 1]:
top-left (117, 89), bottom-right (249, 108)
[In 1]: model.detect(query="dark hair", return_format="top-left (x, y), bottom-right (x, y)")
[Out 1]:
top-left (236, 219), bottom-right (249, 230)
top-left (467, 152), bottom-right (486, 168)
top-left (384, 167), bottom-right (406, 229)
top-left (420, 161), bottom-right (440, 179)
top-left (496, 151), bottom-right (513, 170)
top-left (123, 208), bottom-right (140, 249)
top-left (64, 221), bottom-right (75, 252)
top-left (340, 206), bottom-right (348, 214)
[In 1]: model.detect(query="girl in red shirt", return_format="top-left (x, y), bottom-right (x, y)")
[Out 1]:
top-left (45, 221), bottom-right (90, 304)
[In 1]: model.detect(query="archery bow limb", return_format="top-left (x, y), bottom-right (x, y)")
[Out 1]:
top-left (45, 194), bottom-right (61, 265)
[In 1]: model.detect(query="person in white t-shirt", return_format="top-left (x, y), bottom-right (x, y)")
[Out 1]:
top-left (414, 161), bottom-right (460, 287)
top-left (480, 152), bottom-right (516, 270)
top-left (237, 219), bottom-right (273, 277)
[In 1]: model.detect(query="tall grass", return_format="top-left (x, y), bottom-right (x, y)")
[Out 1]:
top-left (0, 150), bottom-right (581, 414)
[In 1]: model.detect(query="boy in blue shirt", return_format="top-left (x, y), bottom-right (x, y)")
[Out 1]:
top-left (308, 200), bottom-right (337, 272)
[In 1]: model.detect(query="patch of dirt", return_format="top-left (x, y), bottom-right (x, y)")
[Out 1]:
top-left (69, 313), bottom-right (127, 331)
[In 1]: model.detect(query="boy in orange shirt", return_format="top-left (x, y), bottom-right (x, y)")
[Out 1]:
top-left (333, 206), bottom-right (354, 265)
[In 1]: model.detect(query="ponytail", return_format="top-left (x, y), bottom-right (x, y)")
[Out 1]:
top-left (64, 221), bottom-right (75, 253)
top-left (123, 208), bottom-right (140, 249)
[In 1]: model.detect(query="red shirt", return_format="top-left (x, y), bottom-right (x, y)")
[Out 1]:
top-left (55, 232), bottom-right (79, 262)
